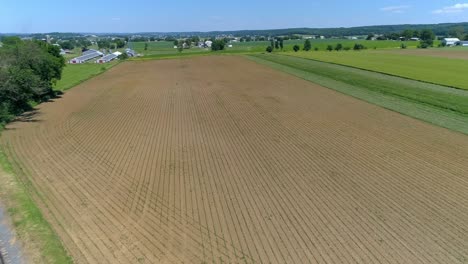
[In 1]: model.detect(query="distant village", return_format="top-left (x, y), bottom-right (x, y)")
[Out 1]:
top-left (4, 29), bottom-right (467, 64)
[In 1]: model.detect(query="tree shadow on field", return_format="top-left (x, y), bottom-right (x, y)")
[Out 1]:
top-left (14, 110), bottom-right (41, 123)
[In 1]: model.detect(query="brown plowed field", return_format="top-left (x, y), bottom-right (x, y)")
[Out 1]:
top-left (2, 56), bottom-right (468, 263)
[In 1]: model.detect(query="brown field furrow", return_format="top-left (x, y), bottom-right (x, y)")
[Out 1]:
top-left (2, 56), bottom-right (468, 263)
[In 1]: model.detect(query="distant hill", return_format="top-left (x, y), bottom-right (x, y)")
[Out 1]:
top-left (2, 22), bottom-right (468, 38)
top-left (127, 22), bottom-right (468, 37)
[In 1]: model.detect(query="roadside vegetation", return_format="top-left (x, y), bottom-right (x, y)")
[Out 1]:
top-left (248, 54), bottom-right (468, 135)
top-left (0, 36), bottom-right (72, 263)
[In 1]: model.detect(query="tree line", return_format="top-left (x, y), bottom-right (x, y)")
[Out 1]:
top-left (0, 37), bottom-right (65, 126)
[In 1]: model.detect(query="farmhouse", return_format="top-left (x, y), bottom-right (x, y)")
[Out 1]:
top-left (69, 49), bottom-right (103, 64)
top-left (443, 38), bottom-right (460, 46)
top-left (205, 40), bottom-right (213, 48)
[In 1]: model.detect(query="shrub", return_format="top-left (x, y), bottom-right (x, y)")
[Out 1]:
top-left (266, 46), bottom-right (273, 53)
top-left (304, 39), bottom-right (312, 51)
top-left (293, 45), bottom-right (300, 52)
top-left (335, 43), bottom-right (343, 51)
top-left (353, 43), bottom-right (366, 50)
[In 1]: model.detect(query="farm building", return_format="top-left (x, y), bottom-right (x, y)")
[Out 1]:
top-left (205, 40), bottom-right (213, 48)
top-left (458, 41), bottom-right (468, 47)
top-left (125, 48), bottom-right (136, 57)
top-left (69, 49), bottom-right (103, 64)
top-left (96, 53), bottom-right (118, 63)
top-left (443, 38), bottom-right (461, 46)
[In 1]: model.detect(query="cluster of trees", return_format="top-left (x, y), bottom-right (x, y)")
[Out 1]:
top-left (0, 37), bottom-right (65, 126)
top-left (265, 38), bottom-right (285, 52)
top-left (365, 29), bottom-right (436, 42)
top-left (57, 38), bottom-right (92, 50)
top-left (268, 39), bottom-right (367, 53)
top-left (97, 39), bottom-right (126, 50)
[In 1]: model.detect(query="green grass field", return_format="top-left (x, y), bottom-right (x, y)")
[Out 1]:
top-left (248, 54), bottom-right (468, 135)
top-left (285, 50), bottom-right (468, 89)
top-left (132, 39), bottom-right (419, 57)
top-left (54, 62), bottom-right (118, 91)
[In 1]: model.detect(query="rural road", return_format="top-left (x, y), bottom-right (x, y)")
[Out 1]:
top-left (0, 204), bottom-right (25, 264)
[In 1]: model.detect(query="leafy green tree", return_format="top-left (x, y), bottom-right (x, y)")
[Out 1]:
top-left (293, 45), bottom-right (300, 52)
top-left (326, 45), bottom-right (333, 51)
top-left (118, 53), bottom-right (129, 60)
top-left (448, 26), bottom-right (465, 39)
top-left (97, 39), bottom-right (111, 49)
top-left (274, 40), bottom-right (279, 49)
top-left (279, 39), bottom-right (284, 50)
top-left (266, 46), bottom-right (273, 53)
top-left (335, 43), bottom-right (343, 51)
top-left (144, 43), bottom-right (148, 51)
top-left (401, 29), bottom-right (414, 40)
top-left (366, 34), bottom-right (375, 40)
top-left (353, 43), bottom-right (366, 50)
top-left (304, 39), bottom-right (312, 51)
top-left (270, 39), bottom-right (275, 49)
top-left (173, 40), bottom-right (179, 46)
top-left (0, 39), bottom-right (65, 125)
top-left (115, 39), bottom-right (125, 48)
top-left (60, 41), bottom-right (75, 50)
top-left (211, 40), bottom-right (226, 51)
top-left (419, 29), bottom-right (435, 48)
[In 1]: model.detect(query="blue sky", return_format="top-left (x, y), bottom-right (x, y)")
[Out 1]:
top-left (0, 0), bottom-right (467, 33)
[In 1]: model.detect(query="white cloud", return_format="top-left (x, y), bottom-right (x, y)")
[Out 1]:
top-left (111, 17), bottom-right (121, 21)
top-left (380, 5), bottom-right (410, 13)
top-left (433, 3), bottom-right (468, 14)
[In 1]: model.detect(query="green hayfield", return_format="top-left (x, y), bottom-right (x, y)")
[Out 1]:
top-left (54, 62), bottom-right (118, 91)
top-left (132, 39), bottom-right (417, 57)
top-left (248, 54), bottom-right (468, 135)
top-left (285, 50), bottom-right (468, 89)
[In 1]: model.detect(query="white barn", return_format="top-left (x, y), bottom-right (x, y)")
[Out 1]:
top-left (443, 38), bottom-right (460, 46)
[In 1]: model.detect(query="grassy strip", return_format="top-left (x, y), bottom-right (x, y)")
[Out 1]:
top-left (285, 50), bottom-right (468, 90)
top-left (247, 54), bottom-right (468, 135)
top-left (0, 145), bottom-right (72, 263)
top-left (54, 61), bottom-right (119, 91)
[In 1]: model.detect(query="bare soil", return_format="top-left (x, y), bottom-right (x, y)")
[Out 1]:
top-left (2, 56), bottom-right (468, 263)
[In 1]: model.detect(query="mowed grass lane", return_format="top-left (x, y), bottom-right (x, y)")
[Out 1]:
top-left (54, 62), bottom-right (118, 91)
top-left (248, 54), bottom-right (468, 135)
top-left (286, 51), bottom-right (468, 90)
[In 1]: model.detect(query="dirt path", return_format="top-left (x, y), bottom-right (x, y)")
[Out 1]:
top-left (2, 56), bottom-right (468, 263)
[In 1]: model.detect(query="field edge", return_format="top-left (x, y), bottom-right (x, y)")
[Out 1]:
top-left (0, 138), bottom-right (73, 263)
top-left (245, 54), bottom-right (468, 136)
